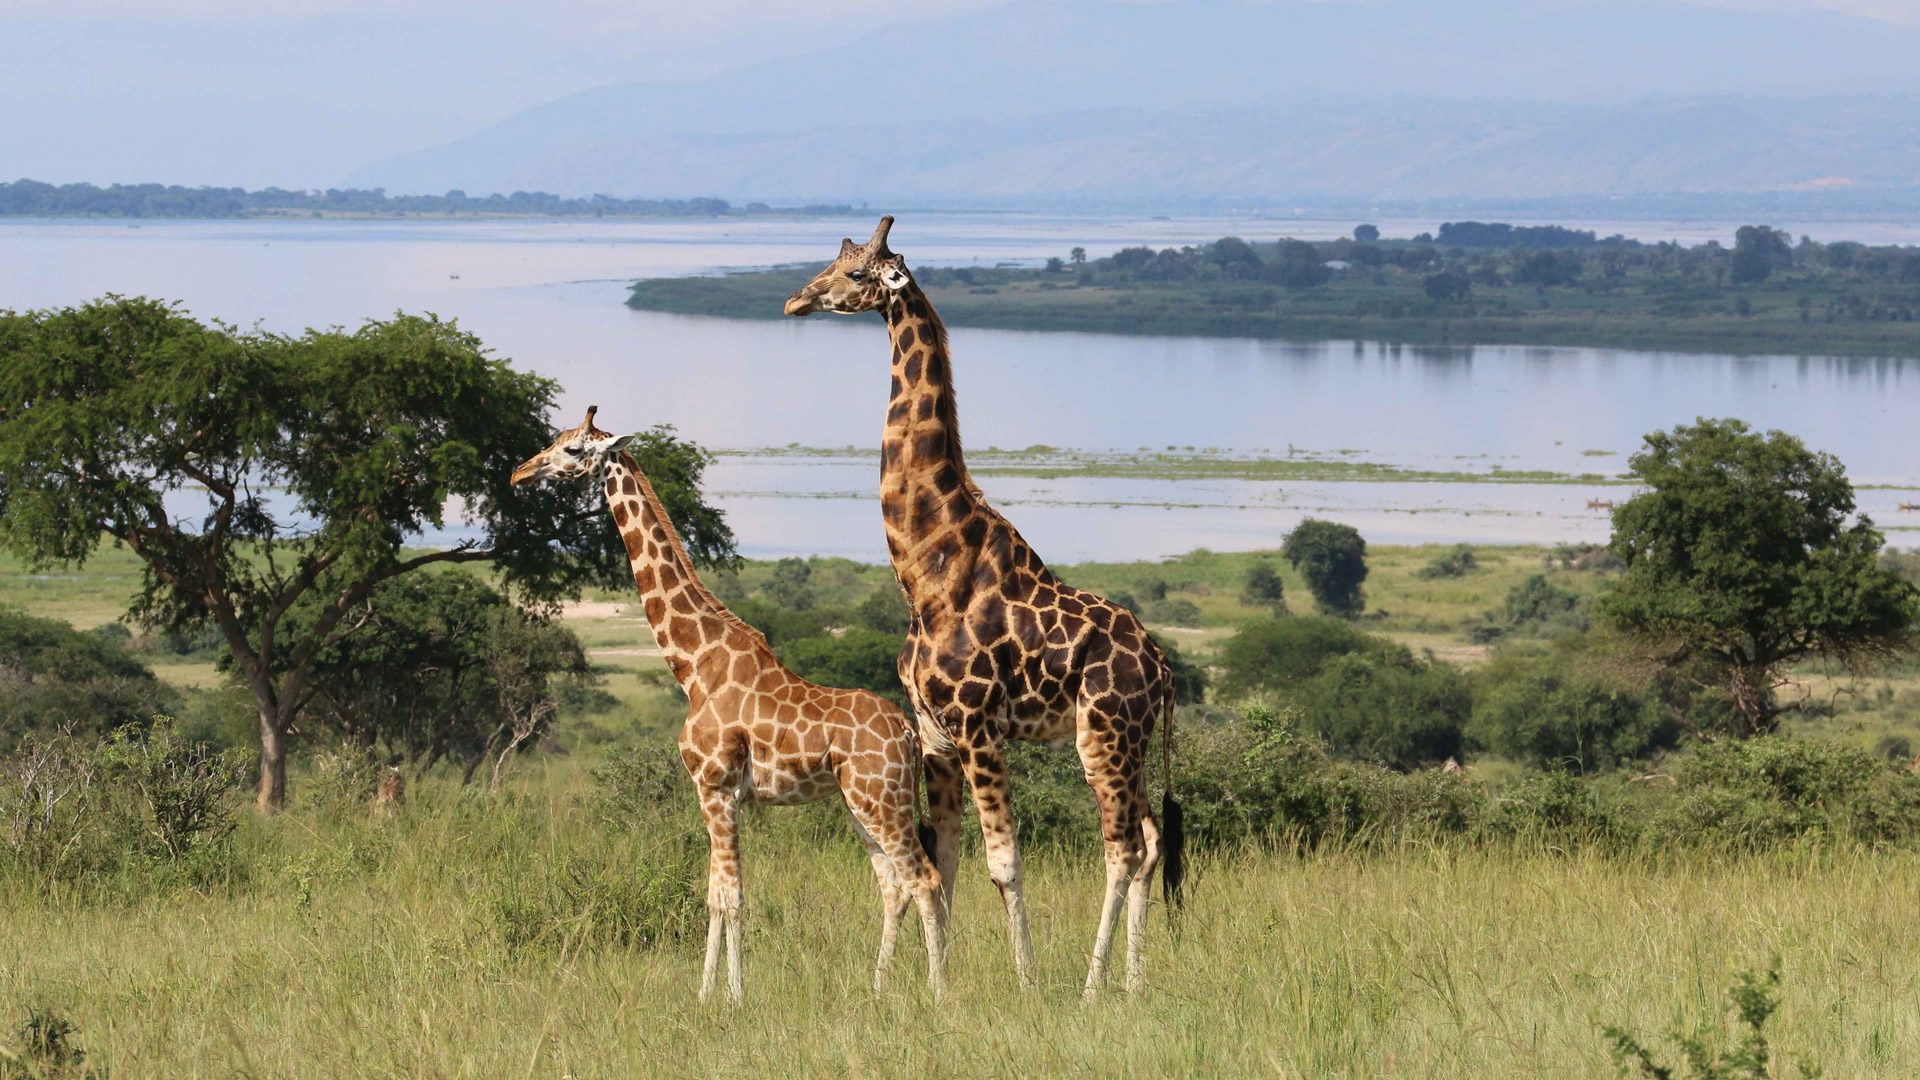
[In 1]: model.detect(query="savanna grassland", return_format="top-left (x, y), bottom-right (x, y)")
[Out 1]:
top-left (7, 761), bottom-right (1920, 1079)
top-left (8, 543), bottom-right (1920, 1077)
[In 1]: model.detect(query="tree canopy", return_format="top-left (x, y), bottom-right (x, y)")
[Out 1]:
top-left (1596, 418), bottom-right (1918, 736)
top-left (1281, 519), bottom-right (1369, 617)
top-left (0, 296), bottom-right (734, 807)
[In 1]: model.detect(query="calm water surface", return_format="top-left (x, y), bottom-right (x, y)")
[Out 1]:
top-left (4, 216), bottom-right (1915, 561)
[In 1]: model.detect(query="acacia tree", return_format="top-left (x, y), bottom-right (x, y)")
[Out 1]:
top-left (0, 297), bottom-right (734, 809)
top-left (1597, 418), bottom-right (1917, 737)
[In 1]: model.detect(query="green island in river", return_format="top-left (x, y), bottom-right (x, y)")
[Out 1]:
top-left (628, 223), bottom-right (1920, 357)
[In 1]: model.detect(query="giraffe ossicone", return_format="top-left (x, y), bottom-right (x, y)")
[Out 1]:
top-left (787, 220), bottom-right (1186, 999)
top-left (512, 406), bottom-right (947, 1004)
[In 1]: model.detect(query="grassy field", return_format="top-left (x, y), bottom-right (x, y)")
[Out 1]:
top-left (9, 542), bottom-right (1920, 1075)
top-left (6, 761), bottom-right (1920, 1078)
top-left (626, 265), bottom-right (1920, 357)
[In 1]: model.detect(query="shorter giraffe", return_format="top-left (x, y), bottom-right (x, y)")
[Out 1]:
top-left (512, 408), bottom-right (946, 1003)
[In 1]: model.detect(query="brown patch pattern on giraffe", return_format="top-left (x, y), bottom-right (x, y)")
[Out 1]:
top-left (786, 217), bottom-right (1182, 998)
top-left (511, 407), bottom-right (946, 1004)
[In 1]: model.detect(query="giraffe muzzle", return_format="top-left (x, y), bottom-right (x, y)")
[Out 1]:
top-left (783, 291), bottom-right (818, 317)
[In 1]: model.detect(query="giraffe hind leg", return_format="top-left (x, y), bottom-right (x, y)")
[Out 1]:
top-left (850, 795), bottom-right (948, 999)
top-left (1076, 715), bottom-right (1149, 1000)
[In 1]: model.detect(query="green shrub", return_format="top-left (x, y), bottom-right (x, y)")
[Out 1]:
top-left (1290, 651), bottom-right (1470, 766)
top-left (1216, 618), bottom-right (1466, 765)
top-left (1240, 564), bottom-right (1286, 611)
top-left (0, 608), bottom-right (176, 746)
top-left (852, 587), bottom-right (908, 634)
top-left (728, 598), bottom-right (837, 645)
top-left (1145, 597), bottom-right (1201, 625)
top-left (1469, 645), bottom-right (1680, 770)
top-left (1417, 544), bottom-right (1478, 579)
top-left (1503, 574), bottom-right (1590, 637)
top-left (778, 629), bottom-right (908, 706)
top-left (1, 1005), bottom-right (101, 1079)
top-left (1215, 617), bottom-right (1381, 698)
top-left (1657, 737), bottom-right (1920, 850)
top-left (591, 743), bottom-right (692, 831)
top-left (1604, 959), bottom-right (1820, 1080)
top-left (0, 720), bottom-right (252, 901)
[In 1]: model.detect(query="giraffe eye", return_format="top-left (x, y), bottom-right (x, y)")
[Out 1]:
top-left (848, 270), bottom-right (867, 282)
top-left (565, 445), bottom-right (583, 456)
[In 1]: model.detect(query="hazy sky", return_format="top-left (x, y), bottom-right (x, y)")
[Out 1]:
top-left (2, 0), bottom-right (1916, 189)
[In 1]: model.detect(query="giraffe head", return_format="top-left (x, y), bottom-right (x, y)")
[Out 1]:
top-left (784, 216), bottom-right (913, 316)
top-left (510, 406), bottom-right (635, 486)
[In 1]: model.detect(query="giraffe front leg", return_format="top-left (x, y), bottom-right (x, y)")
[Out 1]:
top-left (697, 784), bottom-right (744, 1005)
top-left (963, 739), bottom-right (1036, 989)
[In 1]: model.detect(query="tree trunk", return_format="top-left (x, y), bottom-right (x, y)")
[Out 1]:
top-left (1725, 665), bottom-right (1777, 739)
top-left (257, 709), bottom-right (289, 812)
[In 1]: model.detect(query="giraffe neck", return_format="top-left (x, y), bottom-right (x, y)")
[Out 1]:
top-left (603, 451), bottom-right (752, 693)
top-left (879, 284), bottom-right (980, 599)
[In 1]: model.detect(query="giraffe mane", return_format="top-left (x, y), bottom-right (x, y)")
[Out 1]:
top-left (616, 450), bottom-right (768, 647)
top-left (906, 285), bottom-right (979, 495)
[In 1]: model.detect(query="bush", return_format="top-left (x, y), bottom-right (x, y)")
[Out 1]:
top-left (1503, 574), bottom-right (1590, 637)
top-left (852, 587), bottom-right (908, 634)
top-left (778, 629), bottom-right (908, 706)
top-left (727, 597), bottom-right (837, 646)
top-left (763, 557), bottom-right (815, 611)
top-left (592, 743), bottom-right (691, 830)
top-left (1417, 544), bottom-right (1478, 579)
top-left (1157, 637), bottom-right (1209, 705)
top-left (0, 720), bottom-right (252, 900)
top-left (1145, 597), bottom-right (1202, 625)
top-left (1469, 645), bottom-right (1680, 770)
top-left (2, 1005), bottom-right (100, 1079)
top-left (1214, 617), bottom-right (1384, 698)
top-left (1282, 519), bottom-right (1368, 617)
top-left (1240, 563), bottom-right (1286, 611)
top-left (1657, 737), bottom-right (1920, 850)
top-left (1291, 651), bottom-right (1469, 766)
top-left (0, 608), bottom-right (176, 746)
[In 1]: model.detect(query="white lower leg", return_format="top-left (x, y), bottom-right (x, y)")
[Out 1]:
top-left (724, 904), bottom-right (745, 1004)
top-left (1125, 818), bottom-right (1163, 994)
top-left (699, 907), bottom-right (724, 1002)
top-left (916, 887), bottom-right (948, 999)
top-left (873, 883), bottom-right (907, 992)
top-left (1081, 859), bottom-right (1133, 999)
top-left (986, 845), bottom-right (1036, 987)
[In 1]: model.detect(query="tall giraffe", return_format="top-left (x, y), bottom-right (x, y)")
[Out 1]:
top-left (511, 407), bottom-right (946, 1003)
top-left (785, 219), bottom-right (1184, 997)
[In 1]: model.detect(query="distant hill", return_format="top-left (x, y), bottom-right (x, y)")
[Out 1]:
top-left (345, 0), bottom-right (1920, 207)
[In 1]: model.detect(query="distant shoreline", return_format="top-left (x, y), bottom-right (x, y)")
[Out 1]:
top-left (626, 231), bottom-right (1920, 358)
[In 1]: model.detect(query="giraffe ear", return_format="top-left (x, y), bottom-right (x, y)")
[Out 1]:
top-left (606, 434), bottom-right (639, 452)
top-left (881, 258), bottom-right (911, 291)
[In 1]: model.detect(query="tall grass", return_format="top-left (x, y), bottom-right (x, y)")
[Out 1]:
top-left (4, 759), bottom-right (1918, 1077)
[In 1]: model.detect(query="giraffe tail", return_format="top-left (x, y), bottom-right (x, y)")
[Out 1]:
top-left (907, 717), bottom-right (938, 863)
top-left (1161, 682), bottom-right (1186, 912)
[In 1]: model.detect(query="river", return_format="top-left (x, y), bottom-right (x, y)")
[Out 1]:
top-left (4, 214), bottom-right (1915, 561)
